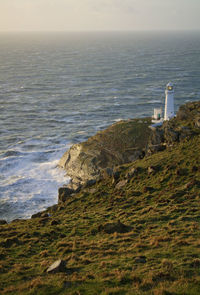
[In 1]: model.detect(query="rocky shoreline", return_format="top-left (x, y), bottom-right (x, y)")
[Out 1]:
top-left (57, 101), bottom-right (200, 203)
top-left (0, 101), bottom-right (200, 294)
top-left (1, 101), bottom-right (199, 224)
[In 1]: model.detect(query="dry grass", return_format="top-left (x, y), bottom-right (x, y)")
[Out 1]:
top-left (0, 135), bottom-right (200, 294)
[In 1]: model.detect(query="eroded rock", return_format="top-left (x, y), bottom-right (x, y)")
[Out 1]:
top-left (58, 119), bottom-right (152, 185)
top-left (58, 101), bottom-right (200, 196)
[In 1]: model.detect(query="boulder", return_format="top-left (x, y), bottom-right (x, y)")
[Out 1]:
top-left (115, 180), bottom-right (128, 190)
top-left (46, 260), bottom-right (66, 273)
top-left (98, 220), bottom-right (132, 234)
top-left (58, 187), bottom-right (75, 203)
top-left (83, 179), bottom-right (97, 188)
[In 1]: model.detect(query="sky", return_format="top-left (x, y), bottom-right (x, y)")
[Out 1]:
top-left (0, 0), bottom-right (200, 32)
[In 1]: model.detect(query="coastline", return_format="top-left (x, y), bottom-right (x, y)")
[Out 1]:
top-left (0, 101), bottom-right (200, 294)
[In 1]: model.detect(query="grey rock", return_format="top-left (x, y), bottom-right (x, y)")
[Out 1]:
top-left (58, 101), bottom-right (200, 195)
top-left (88, 187), bottom-right (98, 194)
top-left (67, 180), bottom-right (82, 192)
top-left (31, 211), bottom-right (43, 219)
top-left (115, 180), bottom-right (128, 190)
top-left (58, 143), bottom-right (101, 184)
top-left (126, 167), bottom-right (138, 179)
top-left (0, 220), bottom-right (7, 225)
top-left (46, 259), bottom-right (66, 273)
top-left (58, 187), bottom-right (75, 203)
top-left (58, 119), bottom-right (151, 185)
top-left (84, 179), bottom-right (96, 188)
top-left (148, 165), bottom-right (159, 175)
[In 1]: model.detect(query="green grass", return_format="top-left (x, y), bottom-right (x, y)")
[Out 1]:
top-left (0, 134), bottom-right (200, 294)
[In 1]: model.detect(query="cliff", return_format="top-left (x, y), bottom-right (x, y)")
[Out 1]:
top-left (0, 101), bottom-right (200, 295)
top-left (58, 101), bottom-right (200, 194)
top-left (58, 118), bottom-right (152, 189)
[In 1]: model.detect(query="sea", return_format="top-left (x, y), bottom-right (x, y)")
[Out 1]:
top-left (0, 31), bottom-right (200, 222)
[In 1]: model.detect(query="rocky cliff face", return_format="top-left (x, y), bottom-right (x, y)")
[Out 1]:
top-left (58, 118), bottom-right (152, 189)
top-left (148, 100), bottom-right (200, 151)
top-left (58, 101), bottom-right (200, 193)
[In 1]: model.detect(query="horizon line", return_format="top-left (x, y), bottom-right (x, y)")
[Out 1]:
top-left (0, 29), bottom-right (200, 34)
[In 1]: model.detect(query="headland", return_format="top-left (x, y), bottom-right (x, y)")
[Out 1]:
top-left (0, 101), bottom-right (200, 295)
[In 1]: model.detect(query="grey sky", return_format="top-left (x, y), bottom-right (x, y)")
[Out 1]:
top-left (0, 0), bottom-right (200, 31)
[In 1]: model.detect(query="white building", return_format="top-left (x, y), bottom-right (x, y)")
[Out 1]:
top-left (153, 108), bottom-right (162, 121)
top-left (164, 82), bottom-right (175, 121)
top-left (152, 82), bottom-right (175, 125)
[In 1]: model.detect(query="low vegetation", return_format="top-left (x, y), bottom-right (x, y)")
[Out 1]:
top-left (0, 129), bottom-right (200, 294)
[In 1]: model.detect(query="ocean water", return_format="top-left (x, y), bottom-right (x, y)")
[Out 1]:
top-left (0, 31), bottom-right (200, 222)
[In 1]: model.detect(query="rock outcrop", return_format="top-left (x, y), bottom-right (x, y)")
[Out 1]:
top-left (98, 220), bottom-right (132, 234)
top-left (59, 101), bottom-right (200, 193)
top-left (58, 118), bottom-right (152, 189)
top-left (147, 101), bottom-right (200, 154)
top-left (46, 260), bottom-right (66, 273)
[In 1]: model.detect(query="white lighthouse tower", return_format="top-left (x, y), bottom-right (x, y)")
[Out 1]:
top-left (164, 82), bottom-right (175, 121)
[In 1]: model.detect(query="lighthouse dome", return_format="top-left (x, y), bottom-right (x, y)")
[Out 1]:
top-left (166, 82), bottom-right (174, 91)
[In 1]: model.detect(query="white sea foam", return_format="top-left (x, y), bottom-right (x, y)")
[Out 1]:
top-left (0, 32), bottom-right (200, 221)
top-left (114, 118), bottom-right (124, 122)
top-left (0, 146), bottom-right (70, 221)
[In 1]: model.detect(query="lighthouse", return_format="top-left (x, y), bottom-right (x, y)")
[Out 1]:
top-left (164, 82), bottom-right (175, 121)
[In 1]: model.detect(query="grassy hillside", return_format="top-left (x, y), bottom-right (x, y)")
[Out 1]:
top-left (0, 133), bottom-right (200, 294)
